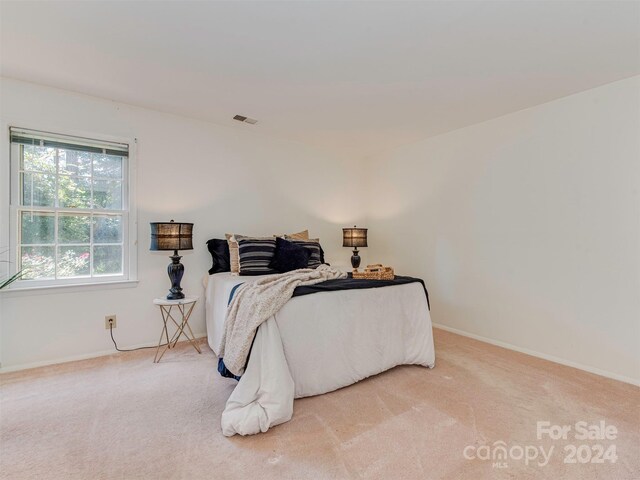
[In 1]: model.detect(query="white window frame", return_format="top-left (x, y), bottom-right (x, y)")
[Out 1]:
top-left (3, 125), bottom-right (138, 291)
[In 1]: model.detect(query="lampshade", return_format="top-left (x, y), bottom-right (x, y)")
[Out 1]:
top-left (342, 226), bottom-right (368, 248)
top-left (150, 221), bottom-right (194, 251)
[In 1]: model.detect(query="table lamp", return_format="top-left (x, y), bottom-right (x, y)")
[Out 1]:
top-left (150, 220), bottom-right (194, 300)
top-left (342, 226), bottom-right (368, 270)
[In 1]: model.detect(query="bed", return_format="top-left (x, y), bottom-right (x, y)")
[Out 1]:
top-left (204, 271), bottom-right (435, 436)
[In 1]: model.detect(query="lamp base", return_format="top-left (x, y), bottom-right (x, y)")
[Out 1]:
top-left (166, 290), bottom-right (185, 300)
top-left (167, 251), bottom-right (185, 300)
top-left (350, 248), bottom-right (361, 270)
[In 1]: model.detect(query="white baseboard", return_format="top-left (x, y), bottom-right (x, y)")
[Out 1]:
top-left (0, 333), bottom-right (208, 374)
top-left (432, 323), bottom-right (640, 387)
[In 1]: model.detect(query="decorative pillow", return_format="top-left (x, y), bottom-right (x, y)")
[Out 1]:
top-left (270, 237), bottom-right (311, 273)
top-left (236, 236), bottom-right (278, 276)
top-left (206, 238), bottom-right (230, 274)
top-left (225, 233), bottom-right (240, 274)
top-left (285, 229), bottom-right (309, 240)
top-left (284, 237), bottom-right (324, 269)
top-left (227, 230), bottom-right (308, 274)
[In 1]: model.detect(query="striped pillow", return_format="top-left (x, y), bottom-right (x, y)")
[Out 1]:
top-left (227, 230), bottom-right (308, 274)
top-left (285, 237), bottom-right (323, 269)
top-left (236, 236), bottom-right (278, 276)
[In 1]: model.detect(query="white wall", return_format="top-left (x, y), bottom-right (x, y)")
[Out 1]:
top-left (2, 75), bottom-right (638, 385)
top-left (0, 78), bottom-right (366, 370)
top-left (367, 76), bottom-right (640, 384)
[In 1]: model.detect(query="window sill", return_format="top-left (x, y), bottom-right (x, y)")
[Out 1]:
top-left (0, 279), bottom-right (139, 297)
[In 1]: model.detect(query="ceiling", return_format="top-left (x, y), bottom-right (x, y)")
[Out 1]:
top-left (1, 1), bottom-right (639, 158)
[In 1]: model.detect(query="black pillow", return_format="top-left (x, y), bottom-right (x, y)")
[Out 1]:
top-left (270, 237), bottom-right (312, 273)
top-left (286, 239), bottom-right (323, 269)
top-left (206, 239), bottom-right (230, 274)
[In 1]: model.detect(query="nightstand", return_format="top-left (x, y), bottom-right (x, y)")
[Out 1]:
top-left (152, 296), bottom-right (201, 363)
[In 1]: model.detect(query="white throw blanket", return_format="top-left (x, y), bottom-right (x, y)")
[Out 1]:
top-left (218, 265), bottom-right (347, 375)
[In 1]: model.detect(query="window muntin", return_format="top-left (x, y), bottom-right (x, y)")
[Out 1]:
top-left (10, 128), bottom-right (130, 285)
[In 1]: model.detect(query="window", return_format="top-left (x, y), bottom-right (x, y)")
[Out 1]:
top-left (9, 127), bottom-right (134, 287)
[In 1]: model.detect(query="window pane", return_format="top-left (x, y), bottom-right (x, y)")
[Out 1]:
top-left (93, 245), bottom-right (122, 275)
top-left (57, 246), bottom-right (90, 278)
top-left (13, 130), bottom-right (129, 284)
top-left (20, 212), bottom-right (55, 245)
top-left (93, 215), bottom-right (122, 243)
top-left (21, 246), bottom-right (55, 279)
top-left (93, 154), bottom-right (122, 178)
top-left (59, 149), bottom-right (92, 176)
top-left (59, 214), bottom-right (90, 244)
top-left (21, 172), bottom-right (56, 207)
top-left (22, 145), bottom-right (56, 173)
top-left (93, 179), bottom-right (122, 209)
top-left (58, 175), bottom-right (92, 209)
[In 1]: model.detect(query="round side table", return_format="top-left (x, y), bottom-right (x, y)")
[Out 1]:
top-left (152, 296), bottom-right (201, 363)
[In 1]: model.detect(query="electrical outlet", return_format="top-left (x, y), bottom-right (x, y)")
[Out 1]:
top-left (105, 315), bottom-right (117, 329)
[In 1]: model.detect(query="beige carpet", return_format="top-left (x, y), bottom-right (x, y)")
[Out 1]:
top-left (1, 329), bottom-right (638, 480)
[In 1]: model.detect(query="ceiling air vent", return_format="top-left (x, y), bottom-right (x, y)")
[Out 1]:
top-left (233, 115), bottom-right (258, 125)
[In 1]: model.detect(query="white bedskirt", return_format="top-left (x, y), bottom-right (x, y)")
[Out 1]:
top-left (204, 273), bottom-right (435, 435)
